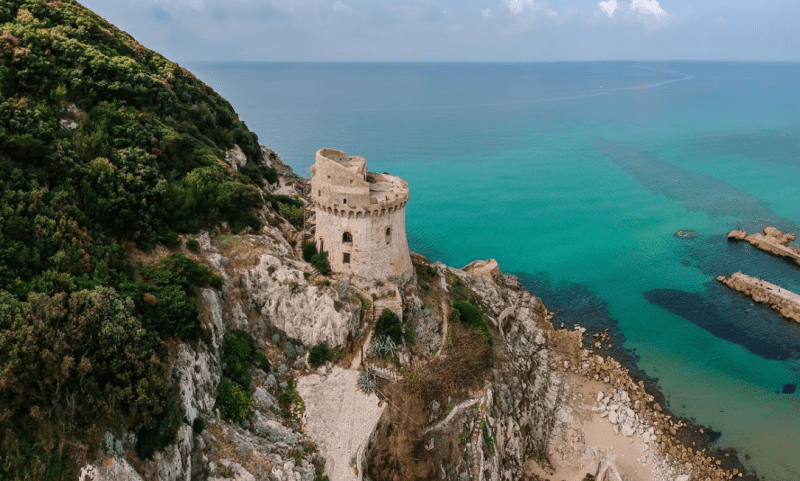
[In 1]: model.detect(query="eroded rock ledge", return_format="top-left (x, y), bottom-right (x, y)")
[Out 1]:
top-left (728, 227), bottom-right (800, 265)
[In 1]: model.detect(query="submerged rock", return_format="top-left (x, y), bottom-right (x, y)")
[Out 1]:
top-left (674, 229), bottom-right (698, 239)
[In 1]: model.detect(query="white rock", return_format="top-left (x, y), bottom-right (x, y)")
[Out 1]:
top-left (622, 422), bottom-right (636, 437)
top-left (225, 144), bottom-right (248, 171)
top-left (242, 255), bottom-right (359, 347)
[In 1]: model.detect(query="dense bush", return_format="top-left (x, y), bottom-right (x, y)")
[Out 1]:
top-left (0, 287), bottom-right (181, 470)
top-left (302, 241), bottom-right (318, 262)
top-left (0, 0), bottom-right (270, 470)
top-left (451, 300), bottom-right (485, 330)
top-left (126, 253), bottom-right (222, 340)
top-left (374, 309), bottom-right (403, 344)
top-left (186, 237), bottom-right (200, 252)
top-left (217, 379), bottom-right (252, 422)
top-left (308, 343), bottom-right (330, 367)
top-left (222, 331), bottom-right (255, 389)
top-left (310, 251), bottom-right (331, 275)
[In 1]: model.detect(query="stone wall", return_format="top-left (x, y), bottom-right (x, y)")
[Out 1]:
top-left (314, 204), bottom-right (413, 284)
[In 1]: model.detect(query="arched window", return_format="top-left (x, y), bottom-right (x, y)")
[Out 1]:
top-left (342, 231), bottom-right (353, 244)
top-left (342, 198), bottom-right (347, 205)
top-left (385, 227), bottom-right (392, 245)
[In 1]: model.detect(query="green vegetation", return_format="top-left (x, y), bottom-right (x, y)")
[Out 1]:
top-left (217, 379), bottom-right (252, 422)
top-left (267, 194), bottom-right (304, 228)
top-left (451, 300), bottom-right (485, 330)
top-left (310, 251), bottom-right (331, 275)
top-left (302, 241), bottom-right (318, 262)
top-left (186, 237), bottom-right (200, 252)
top-left (276, 378), bottom-right (304, 422)
top-left (216, 330), bottom-right (271, 423)
top-left (0, 0), bottom-right (284, 474)
top-left (374, 309), bottom-right (403, 344)
top-left (308, 343), bottom-right (330, 367)
top-left (222, 331), bottom-right (255, 389)
top-left (192, 417), bottom-right (205, 435)
top-left (481, 418), bottom-right (495, 455)
top-left (126, 253), bottom-right (222, 340)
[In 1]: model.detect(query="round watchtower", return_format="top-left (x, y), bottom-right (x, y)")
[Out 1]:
top-left (310, 148), bottom-right (413, 285)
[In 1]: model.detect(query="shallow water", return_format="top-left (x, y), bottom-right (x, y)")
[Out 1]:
top-left (188, 61), bottom-right (800, 480)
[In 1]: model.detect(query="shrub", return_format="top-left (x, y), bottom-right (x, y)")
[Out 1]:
top-left (192, 417), bottom-right (205, 435)
top-left (308, 343), bottom-right (330, 367)
top-left (374, 309), bottom-right (403, 344)
top-left (217, 379), bottom-right (252, 422)
top-left (186, 237), bottom-right (200, 252)
top-left (276, 378), bottom-right (304, 421)
top-left (302, 241), bottom-right (318, 262)
top-left (304, 272), bottom-right (311, 280)
top-left (452, 300), bottom-right (485, 330)
top-left (162, 231), bottom-right (181, 248)
top-left (222, 331), bottom-right (254, 389)
top-left (310, 251), bottom-right (331, 275)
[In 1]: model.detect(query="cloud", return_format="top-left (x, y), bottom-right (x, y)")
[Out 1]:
top-left (506, 0), bottom-right (556, 17)
top-left (630, 0), bottom-right (667, 18)
top-left (597, 0), bottom-right (617, 17)
top-left (331, 1), bottom-right (352, 13)
top-left (481, 8), bottom-right (493, 20)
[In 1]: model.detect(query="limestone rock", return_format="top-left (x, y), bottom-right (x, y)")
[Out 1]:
top-left (79, 458), bottom-right (144, 481)
top-left (225, 144), bottom-right (248, 171)
top-left (242, 254), bottom-right (360, 347)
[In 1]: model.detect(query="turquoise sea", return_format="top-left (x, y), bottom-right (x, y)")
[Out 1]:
top-left (187, 62), bottom-right (800, 480)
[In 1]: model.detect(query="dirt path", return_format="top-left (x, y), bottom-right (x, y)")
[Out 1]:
top-left (297, 368), bottom-right (385, 481)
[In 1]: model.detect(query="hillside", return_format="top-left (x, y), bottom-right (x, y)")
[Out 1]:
top-left (0, 3), bottom-right (756, 481)
top-left (0, 1), bottom-right (286, 477)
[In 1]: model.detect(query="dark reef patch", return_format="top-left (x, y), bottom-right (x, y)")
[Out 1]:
top-left (596, 138), bottom-right (798, 233)
top-left (783, 383), bottom-right (797, 394)
top-left (643, 285), bottom-right (800, 361)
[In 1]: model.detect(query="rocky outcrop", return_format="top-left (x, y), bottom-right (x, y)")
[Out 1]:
top-left (225, 145), bottom-right (248, 171)
top-left (242, 254), bottom-right (362, 348)
top-left (717, 272), bottom-right (800, 324)
top-left (728, 227), bottom-right (800, 265)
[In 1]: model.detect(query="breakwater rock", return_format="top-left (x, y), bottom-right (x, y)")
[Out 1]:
top-left (728, 227), bottom-right (800, 265)
top-left (717, 272), bottom-right (800, 324)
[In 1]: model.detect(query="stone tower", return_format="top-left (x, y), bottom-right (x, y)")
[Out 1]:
top-left (310, 148), bottom-right (413, 285)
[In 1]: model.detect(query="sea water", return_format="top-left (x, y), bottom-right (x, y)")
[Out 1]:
top-left (187, 62), bottom-right (800, 480)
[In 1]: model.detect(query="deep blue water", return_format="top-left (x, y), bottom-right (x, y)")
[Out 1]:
top-left (186, 62), bottom-right (800, 480)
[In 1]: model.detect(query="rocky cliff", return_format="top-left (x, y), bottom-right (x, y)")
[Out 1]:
top-left (74, 159), bottom-right (748, 481)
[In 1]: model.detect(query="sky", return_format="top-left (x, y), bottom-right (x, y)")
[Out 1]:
top-left (80, 0), bottom-right (800, 62)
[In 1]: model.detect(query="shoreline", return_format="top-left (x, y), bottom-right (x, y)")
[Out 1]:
top-left (552, 323), bottom-right (759, 481)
